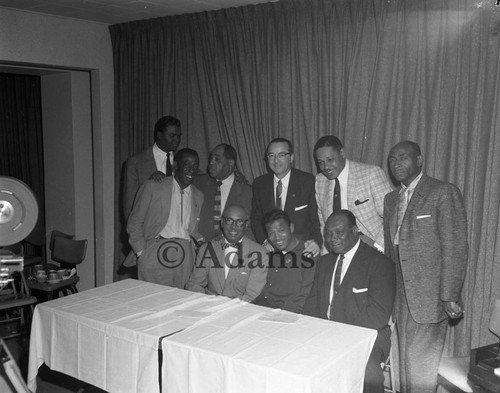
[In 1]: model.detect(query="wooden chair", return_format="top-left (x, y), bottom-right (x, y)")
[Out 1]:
top-left (27, 231), bottom-right (87, 301)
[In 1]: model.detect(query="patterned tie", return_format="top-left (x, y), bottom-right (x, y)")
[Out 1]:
top-left (166, 152), bottom-right (173, 176)
top-left (222, 242), bottom-right (241, 250)
top-left (330, 254), bottom-right (344, 320)
top-left (214, 181), bottom-right (223, 233)
top-left (394, 187), bottom-right (409, 244)
top-left (275, 180), bottom-right (283, 209)
top-left (332, 178), bottom-right (341, 213)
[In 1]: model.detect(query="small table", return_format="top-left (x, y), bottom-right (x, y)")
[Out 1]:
top-left (27, 276), bottom-right (80, 301)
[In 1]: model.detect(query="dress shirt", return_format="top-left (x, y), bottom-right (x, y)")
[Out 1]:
top-left (274, 170), bottom-right (291, 210)
top-left (327, 239), bottom-right (361, 319)
top-left (337, 159), bottom-right (349, 209)
top-left (223, 237), bottom-right (240, 278)
top-left (153, 142), bottom-right (173, 174)
top-left (402, 171), bottom-right (423, 202)
top-left (159, 180), bottom-right (192, 240)
top-left (220, 173), bottom-right (235, 213)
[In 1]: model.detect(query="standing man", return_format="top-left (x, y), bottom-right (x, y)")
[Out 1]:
top-left (303, 210), bottom-right (395, 393)
top-left (254, 209), bottom-right (317, 313)
top-left (123, 115), bottom-right (181, 218)
top-left (384, 141), bottom-right (468, 392)
top-left (185, 204), bottom-right (268, 302)
top-left (314, 136), bottom-right (392, 252)
top-left (251, 137), bottom-right (322, 255)
top-left (126, 148), bottom-right (204, 289)
top-left (194, 144), bottom-right (252, 242)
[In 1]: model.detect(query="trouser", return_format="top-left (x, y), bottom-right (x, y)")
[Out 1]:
top-left (137, 237), bottom-right (195, 289)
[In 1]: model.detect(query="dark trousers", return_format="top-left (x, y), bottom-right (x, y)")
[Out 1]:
top-left (364, 325), bottom-right (391, 393)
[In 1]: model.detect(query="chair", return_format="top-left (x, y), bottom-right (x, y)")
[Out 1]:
top-left (0, 338), bottom-right (30, 393)
top-left (0, 249), bottom-right (37, 339)
top-left (27, 231), bottom-right (87, 301)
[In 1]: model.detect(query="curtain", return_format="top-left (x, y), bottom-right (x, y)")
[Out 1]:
top-left (0, 73), bottom-right (46, 248)
top-left (110, 0), bottom-right (500, 353)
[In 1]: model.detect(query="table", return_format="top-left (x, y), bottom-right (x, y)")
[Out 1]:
top-left (27, 276), bottom-right (80, 300)
top-left (28, 279), bottom-right (377, 393)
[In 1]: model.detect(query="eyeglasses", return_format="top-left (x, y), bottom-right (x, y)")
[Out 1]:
top-left (266, 152), bottom-right (291, 161)
top-left (221, 217), bottom-right (248, 228)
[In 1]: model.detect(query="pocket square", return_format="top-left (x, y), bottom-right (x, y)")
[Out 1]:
top-left (241, 272), bottom-right (248, 275)
top-left (352, 287), bottom-right (368, 293)
top-left (295, 204), bottom-right (308, 211)
top-left (416, 215), bottom-right (431, 219)
top-left (354, 199), bottom-right (369, 206)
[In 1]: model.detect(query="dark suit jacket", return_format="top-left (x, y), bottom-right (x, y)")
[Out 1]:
top-left (185, 236), bottom-right (268, 302)
top-left (303, 241), bottom-right (395, 333)
top-left (123, 147), bottom-right (158, 218)
top-left (251, 168), bottom-right (322, 246)
top-left (193, 173), bottom-right (253, 241)
top-left (124, 176), bottom-right (204, 267)
top-left (384, 173), bottom-right (468, 324)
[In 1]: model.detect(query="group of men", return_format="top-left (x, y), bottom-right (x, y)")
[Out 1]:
top-left (122, 115), bottom-right (468, 393)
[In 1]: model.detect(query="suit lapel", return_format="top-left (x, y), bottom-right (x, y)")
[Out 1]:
top-left (284, 169), bottom-right (296, 212)
top-left (226, 182), bottom-right (240, 208)
top-left (386, 189), bottom-right (399, 243)
top-left (404, 174), bottom-right (428, 222)
top-left (321, 254), bottom-right (336, 312)
top-left (161, 178), bottom-right (173, 222)
top-left (346, 161), bottom-right (359, 208)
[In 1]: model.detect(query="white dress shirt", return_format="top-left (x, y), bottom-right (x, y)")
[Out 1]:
top-left (153, 143), bottom-right (173, 174)
top-left (327, 239), bottom-right (361, 319)
top-left (220, 173), bottom-right (235, 213)
top-left (274, 170), bottom-right (291, 209)
top-left (159, 179), bottom-right (192, 240)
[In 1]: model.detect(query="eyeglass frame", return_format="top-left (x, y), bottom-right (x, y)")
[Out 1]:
top-left (266, 152), bottom-right (291, 161)
top-left (221, 216), bottom-right (248, 228)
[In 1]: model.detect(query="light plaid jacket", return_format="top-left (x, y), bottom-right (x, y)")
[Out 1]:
top-left (315, 160), bottom-right (393, 251)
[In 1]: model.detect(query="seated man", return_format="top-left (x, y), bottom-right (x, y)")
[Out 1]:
top-left (126, 148), bottom-right (204, 289)
top-left (185, 204), bottom-right (268, 302)
top-left (303, 210), bottom-right (395, 393)
top-left (254, 209), bottom-right (317, 313)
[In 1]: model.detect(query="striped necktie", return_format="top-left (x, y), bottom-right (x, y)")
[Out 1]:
top-left (275, 180), bottom-right (283, 210)
top-left (214, 181), bottom-right (223, 233)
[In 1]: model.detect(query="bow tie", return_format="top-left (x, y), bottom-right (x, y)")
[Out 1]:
top-left (222, 242), bottom-right (241, 250)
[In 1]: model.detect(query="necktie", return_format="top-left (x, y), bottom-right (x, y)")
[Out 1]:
top-left (214, 181), bottom-right (222, 233)
top-left (330, 254), bottom-right (344, 320)
top-left (394, 188), bottom-right (408, 244)
top-left (275, 180), bottom-right (283, 210)
top-left (166, 152), bottom-right (173, 176)
top-left (222, 242), bottom-right (241, 250)
top-left (333, 178), bottom-right (341, 213)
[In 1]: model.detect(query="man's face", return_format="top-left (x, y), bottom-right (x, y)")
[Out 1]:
top-left (208, 146), bottom-right (233, 180)
top-left (324, 215), bottom-right (358, 255)
top-left (221, 205), bottom-right (248, 244)
top-left (157, 125), bottom-right (181, 152)
top-left (265, 218), bottom-right (294, 251)
top-left (315, 146), bottom-right (346, 180)
top-left (266, 141), bottom-right (294, 179)
top-left (388, 143), bottom-right (423, 186)
top-left (174, 154), bottom-right (199, 189)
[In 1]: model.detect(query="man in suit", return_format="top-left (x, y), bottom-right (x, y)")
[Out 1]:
top-left (314, 135), bottom-right (392, 253)
top-left (123, 115), bottom-right (181, 218)
top-left (126, 148), bottom-right (204, 289)
top-left (193, 144), bottom-right (253, 242)
top-left (384, 141), bottom-right (468, 393)
top-left (251, 137), bottom-right (322, 255)
top-left (303, 210), bottom-right (395, 393)
top-left (185, 204), bottom-right (268, 302)
top-left (254, 209), bottom-right (317, 313)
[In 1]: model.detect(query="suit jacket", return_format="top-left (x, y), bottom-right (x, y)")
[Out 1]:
top-left (193, 173), bottom-right (253, 241)
top-left (123, 146), bottom-right (158, 218)
top-left (185, 236), bottom-right (268, 302)
top-left (383, 174), bottom-right (468, 324)
top-left (251, 168), bottom-right (322, 246)
top-left (316, 160), bottom-right (393, 250)
top-left (303, 241), bottom-right (395, 332)
top-left (124, 176), bottom-right (204, 266)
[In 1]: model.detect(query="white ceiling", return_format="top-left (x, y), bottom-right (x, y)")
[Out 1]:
top-left (0, 0), bottom-right (279, 25)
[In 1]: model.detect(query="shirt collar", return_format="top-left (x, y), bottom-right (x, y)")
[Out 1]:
top-left (274, 169), bottom-right (291, 188)
top-left (220, 172), bottom-right (235, 186)
top-left (342, 238), bottom-right (360, 260)
top-left (402, 171), bottom-right (423, 192)
top-left (337, 159), bottom-right (349, 186)
top-left (153, 142), bottom-right (171, 154)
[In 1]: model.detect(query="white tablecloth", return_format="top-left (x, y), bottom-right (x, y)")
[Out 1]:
top-left (28, 279), bottom-right (377, 393)
top-left (161, 303), bottom-right (377, 393)
top-left (27, 279), bottom-right (234, 393)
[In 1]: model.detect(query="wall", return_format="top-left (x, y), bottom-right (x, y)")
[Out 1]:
top-left (0, 7), bottom-right (114, 288)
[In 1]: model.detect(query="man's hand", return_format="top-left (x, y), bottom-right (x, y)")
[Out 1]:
top-left (303, 240), bottom-right (320, 257)
top-left (443, 301), bottom-right (463, 319)
top-left (149, 170), bottom-right (166, 182)
top-left (262, 239), bottom-right (274, 252)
